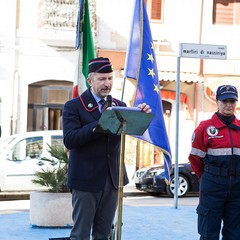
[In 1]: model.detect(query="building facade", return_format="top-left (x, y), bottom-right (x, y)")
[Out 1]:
top-left (1, 0), bottom-right (240, 166)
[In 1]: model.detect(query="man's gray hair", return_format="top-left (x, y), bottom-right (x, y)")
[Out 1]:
top-left (88, 72), bottom-right (95, 80)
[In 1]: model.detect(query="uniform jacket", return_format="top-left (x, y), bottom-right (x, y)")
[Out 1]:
top-left (62, 88), bottom-right (129, 192)
top-left (188, 112), bottom-right (240, 180)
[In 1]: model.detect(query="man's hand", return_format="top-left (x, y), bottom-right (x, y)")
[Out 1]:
top-left (137, 103), bottom-right (152, 113)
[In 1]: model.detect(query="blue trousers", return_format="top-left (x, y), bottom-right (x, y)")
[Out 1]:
top-left (70, 174), bottom-right (118, 240)
top-left (197, 172), bottom-right (240, 240)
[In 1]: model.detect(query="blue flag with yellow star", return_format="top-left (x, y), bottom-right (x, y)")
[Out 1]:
top-left (124, 0), bottom-right (172, 183)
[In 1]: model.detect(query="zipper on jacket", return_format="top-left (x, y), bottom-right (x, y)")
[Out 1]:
top-left (228, 127), bottom-right (234, 194)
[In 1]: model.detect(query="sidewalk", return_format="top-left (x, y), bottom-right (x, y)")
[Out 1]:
top-left (0, 182), bottom-right (200, 240)
top-left (0, 205), bottom-right (199, 240)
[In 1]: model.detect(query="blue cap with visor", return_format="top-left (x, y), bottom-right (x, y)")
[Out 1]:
top-left (216, 85), bottom-right (238, 101)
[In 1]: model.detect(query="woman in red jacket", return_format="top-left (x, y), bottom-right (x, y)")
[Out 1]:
top-left (189, 85), bottom-right (240, 240)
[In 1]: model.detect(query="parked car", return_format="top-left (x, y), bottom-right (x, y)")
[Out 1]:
top-left (0, 130), bottom-right (63, 191)
top-left (134, 162), bottom-right (199, 197)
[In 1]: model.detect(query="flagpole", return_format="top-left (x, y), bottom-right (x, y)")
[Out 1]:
top-left (121, 77), bottom-right (126, 101)
top-left (174, 44), bottom-right (181, 209)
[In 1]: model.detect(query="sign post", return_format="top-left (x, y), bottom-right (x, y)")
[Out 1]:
top-left (174, 43), bottom-right (227, 209)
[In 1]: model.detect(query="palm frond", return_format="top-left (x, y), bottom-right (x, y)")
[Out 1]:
top-left (31, 144), bottom-right (69, 193)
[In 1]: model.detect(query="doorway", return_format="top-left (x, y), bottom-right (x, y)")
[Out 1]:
top-left (28, 81), bottom-right (72, 131)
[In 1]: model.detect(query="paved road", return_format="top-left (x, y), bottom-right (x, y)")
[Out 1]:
top-left (0, 195), bottom-right (199, 215)
top-left (123, 181), bottom-right (199, 207)
top-left (124, 194), bottom-right (199, 207)
top-left (0, 181), bottom-right (199, 213)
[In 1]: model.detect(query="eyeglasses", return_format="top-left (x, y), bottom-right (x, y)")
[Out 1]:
top-left (222, 99), bottom-right (237, 104)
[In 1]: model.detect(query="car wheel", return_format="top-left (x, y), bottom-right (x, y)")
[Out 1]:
top-left (166, 174), bottom-right (190, 197)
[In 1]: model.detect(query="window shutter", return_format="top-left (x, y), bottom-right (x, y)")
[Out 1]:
top-left (151, 0), bottom-right (162, 20)
top-left (144, 0), bottom-right (163, 22)
top-left (213, 0), bottom-right (234, 25)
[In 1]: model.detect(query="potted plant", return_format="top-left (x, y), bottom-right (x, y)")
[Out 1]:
top-left (30, 144), bottom-right (73, 227)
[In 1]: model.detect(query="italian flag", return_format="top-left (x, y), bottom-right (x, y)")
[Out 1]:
top-left (73, 0), bottom-right (95, 98)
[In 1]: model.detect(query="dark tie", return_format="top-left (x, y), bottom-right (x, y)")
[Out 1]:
top-left (99, 99), bottom-right (106, 112)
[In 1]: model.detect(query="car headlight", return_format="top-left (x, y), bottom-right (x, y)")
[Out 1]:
top-left (135, 171), bottom-right (146, 178)
top-left (150, 168), bottom-right (165, 176)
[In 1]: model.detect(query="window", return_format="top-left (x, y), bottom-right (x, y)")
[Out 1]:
top-left (144, 0), bottom-right (163, 22)
top-left (12, 137), bottom-right (43, 161)
top-left (213, 0), bottom-right (240, 25)
top-left (51, 135), bottom-right (64, 149)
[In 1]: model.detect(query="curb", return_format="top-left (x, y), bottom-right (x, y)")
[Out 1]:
top-left (0, 192), bottom-right (30, 201)
top-left (0, 190), bottom-right (145, 201)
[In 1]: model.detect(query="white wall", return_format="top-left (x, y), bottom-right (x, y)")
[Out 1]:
top-left (96, 0), bottom-right (135, 50)
top-left (0, 0), bottom-right (76, 138)
top-left (0, 0), bottom-right (17, 137)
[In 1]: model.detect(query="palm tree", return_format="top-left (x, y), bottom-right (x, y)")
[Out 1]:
top-left (31, 144), bottom-right (69, 193)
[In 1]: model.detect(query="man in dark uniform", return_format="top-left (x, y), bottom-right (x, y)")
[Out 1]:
top-left (62, 57), bottom-right (151, 240)
top-left (189, 85), bottom-right (240, 240)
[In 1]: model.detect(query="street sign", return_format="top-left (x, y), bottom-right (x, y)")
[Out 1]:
top-left (180, 43), bottom-right (227, 60)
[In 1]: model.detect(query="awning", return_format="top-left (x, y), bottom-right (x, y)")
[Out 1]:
top-left (160, 90), bottom-right (191, 119)
top-left (159, 71), bottom-right (203, 83)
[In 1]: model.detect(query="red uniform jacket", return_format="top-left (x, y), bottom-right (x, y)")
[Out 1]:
top-left (188, 112), bottom-right (240, 180)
